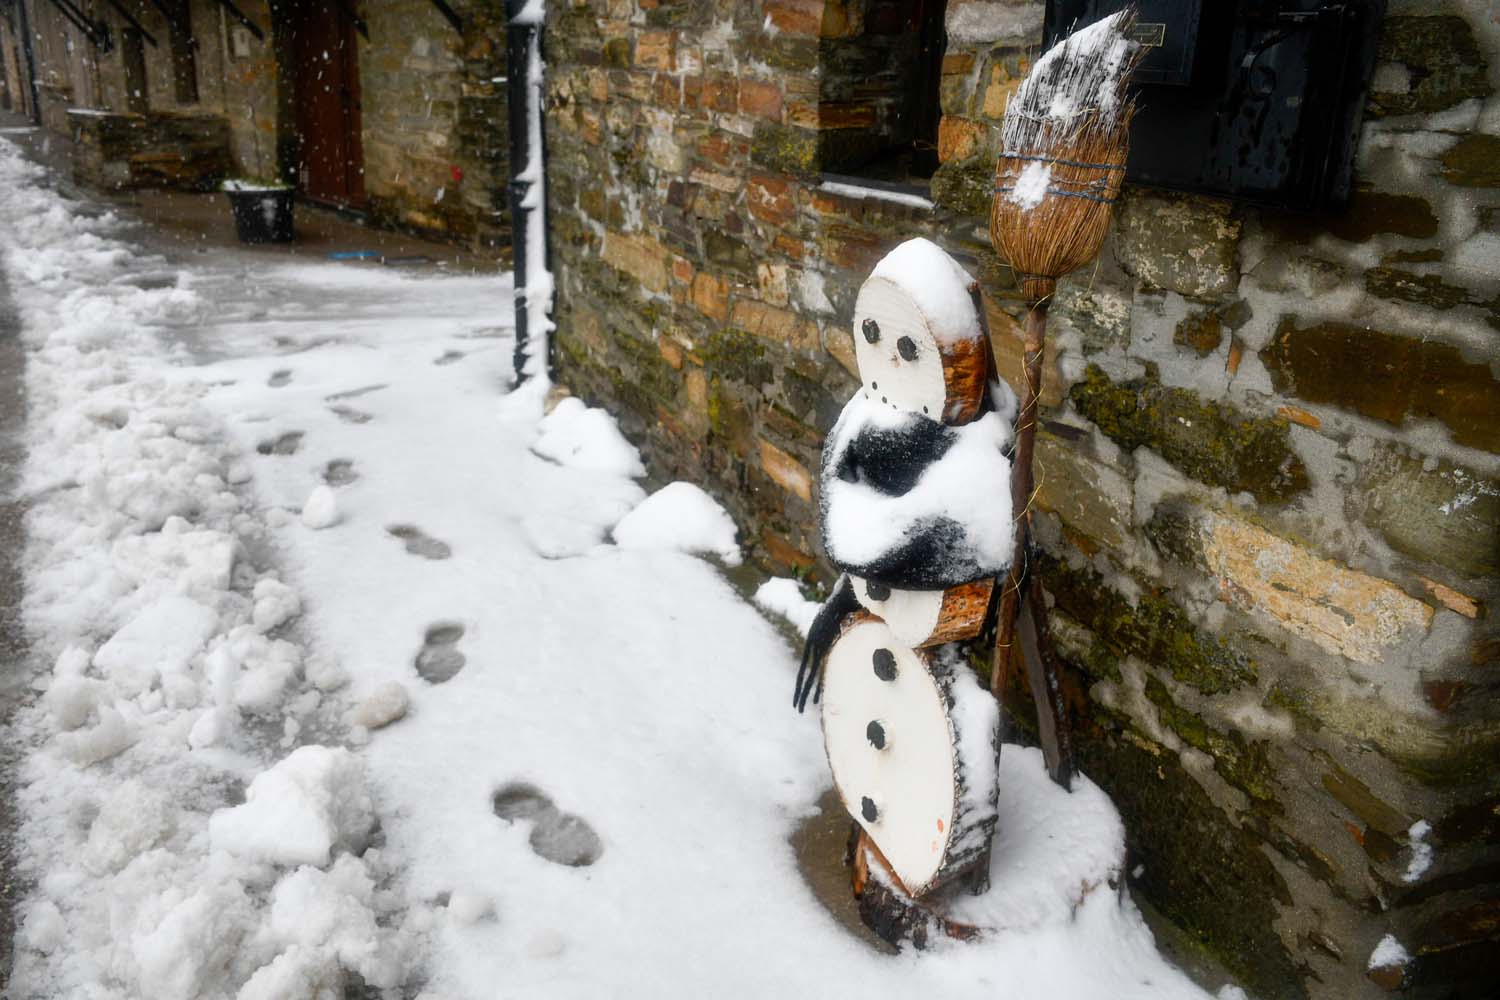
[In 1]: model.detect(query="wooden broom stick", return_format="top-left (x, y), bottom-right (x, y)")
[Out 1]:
top-left (987, 10), bottom-right (1143, 789)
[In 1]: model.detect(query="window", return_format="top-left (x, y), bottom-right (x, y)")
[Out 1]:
top-left (168, 0), bottom-right (197, 104)
top-left (818, 0), bottom-right (948, 185)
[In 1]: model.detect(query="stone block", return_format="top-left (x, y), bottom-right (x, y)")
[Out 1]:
top-left (602, 231), bottom-right (671, 292)
top-left (746, 172), bottom-right (796, 226)
top-left (1368, 15), bottom-right (1492, 118)
top-left (1153, 501), bottom-right (1433, 665)
top-left (1114, 189), bottom-right (1242, 300)
top-left (763, 0), bottom-right (824, 36)
top-left (1359, 446), bottom-right (1500, 580)
top-left (758, 437), bottom-right (813, 502)
top-left (1363, 267), bottom-right (1471, 310)
top-left (731, 299), bottom-right (819, 354)
top-left (690, 272), bottom-right (729, 322)
top-left (738, 78), bottom-right (783, 120)
top-left (937, 115), bottom-right (983, 162)
top-left (1262, 319), bottom-right (1500, 454)
top-left (984, 295), bottom-right (1064, 408)
top-left (635, 30), bottom-right (674, 71)
top-left (749, 122), bottom-right (819, 176)
top-left (1033, 432), bottom-right (1133, 547)
top-left (1440, 135), bottom-right (1500, 188)
top-left (1069, 365), bottom-right (1309, 504)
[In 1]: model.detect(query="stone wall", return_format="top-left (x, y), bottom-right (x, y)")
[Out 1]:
top-left (67, 108), bottom-right (230, 189)
top-left (15, 0), bottom-right (507, 246)
top-left (359, 0), bottom-right (510, 248)
top-left (544, 1), bottom-right (1500, 997)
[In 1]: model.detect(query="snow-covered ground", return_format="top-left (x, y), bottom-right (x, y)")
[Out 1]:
top-left (0, 136), bottom-right (1223, 999)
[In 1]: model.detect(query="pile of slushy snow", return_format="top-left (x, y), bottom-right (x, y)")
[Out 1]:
top-left (1, 138), bottom-right (423, 1000)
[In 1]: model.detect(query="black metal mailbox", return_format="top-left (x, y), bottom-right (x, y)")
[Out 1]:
top-left (1043, 0), bottom-right (1388, 210)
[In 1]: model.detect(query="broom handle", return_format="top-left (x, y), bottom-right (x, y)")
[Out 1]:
top-left (990, 300), bottom-right (1048, 697)
top-left (990, 298), bottom-right (1075, 788)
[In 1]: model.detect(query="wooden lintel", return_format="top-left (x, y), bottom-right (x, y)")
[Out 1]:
top-left (43, 0), bottom-right (102, 48)
top-left (107, 0), bottom-right (158, 47)
top-left (428, 0), bottom-right (462, 33)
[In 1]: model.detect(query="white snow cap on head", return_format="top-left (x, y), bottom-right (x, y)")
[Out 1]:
top-left (868, 238), bottom-right (980, 346)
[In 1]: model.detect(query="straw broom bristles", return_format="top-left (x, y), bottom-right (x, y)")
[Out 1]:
top-left (990, 9), bottom-right (1143, 306)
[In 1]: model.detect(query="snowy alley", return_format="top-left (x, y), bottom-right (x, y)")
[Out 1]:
top-left (0, 133), bottom-right (1232, 999)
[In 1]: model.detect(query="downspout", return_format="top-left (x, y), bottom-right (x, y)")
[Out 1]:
top-left (505, 0), bottom-right (551, 386)
top-left (17, 0), bottom-right (40, 122)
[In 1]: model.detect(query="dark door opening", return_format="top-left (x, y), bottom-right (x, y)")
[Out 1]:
top-left (288, 0), bottom-right (364, 206)
top-left (122, 27), bottom-right (149, 114)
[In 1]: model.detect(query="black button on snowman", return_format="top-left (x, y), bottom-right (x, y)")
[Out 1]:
top-left (796, 237), bottom-right (1015, 899)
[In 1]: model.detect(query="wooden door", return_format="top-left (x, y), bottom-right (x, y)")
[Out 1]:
top-left (290, 1), bottom-right (363, 205)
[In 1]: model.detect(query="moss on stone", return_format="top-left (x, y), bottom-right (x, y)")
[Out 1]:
top-left (929, 155), bottom-right (994, 217)
top-left (1369, 16), bottom-right (1492, 118)
top-left (699, 327), bottom-right (771, 386)
top-left (1069, 364), bottom-right (1309, 504)
top-left (749, 122), bottom-right (819, 177)
top-left (1143, 676), bottom-right (1277, 803)
top-left (1364, 267), bottom-right (1471, 310)
top-left (1075, 728), bottom-right (1306, 999)
top-left (1040, 553), bottom-right (1257, 695)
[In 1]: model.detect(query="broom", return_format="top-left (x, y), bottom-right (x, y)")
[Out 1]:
top-left (987, 10), bottom-right (1143, 788)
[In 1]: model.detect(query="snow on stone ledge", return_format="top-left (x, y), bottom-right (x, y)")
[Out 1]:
top-left (209, 746), bottom-right (375, 868)
top-left (612, 481), bottom-right (741, 565)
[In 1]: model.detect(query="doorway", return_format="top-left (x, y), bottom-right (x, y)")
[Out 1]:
top-left (287, 1), bottom-right (364, 206)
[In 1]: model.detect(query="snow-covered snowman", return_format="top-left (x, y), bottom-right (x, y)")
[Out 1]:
top-left (795, 237), bottom-right (1018, 900)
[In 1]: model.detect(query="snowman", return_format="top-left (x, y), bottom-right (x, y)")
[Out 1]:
top-left (795, 237), bottom-right (1018, 899)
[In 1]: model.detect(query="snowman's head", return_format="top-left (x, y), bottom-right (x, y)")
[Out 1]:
top-left (852, 238), bottom-right (986, 425)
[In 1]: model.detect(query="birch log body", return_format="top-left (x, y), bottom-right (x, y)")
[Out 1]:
top-left (852, 576), bottom-right (995, 647)
top-left (821, 617), bottom-right (1000, 897)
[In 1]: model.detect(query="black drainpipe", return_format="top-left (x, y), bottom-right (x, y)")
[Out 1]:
top-left (505, 0), bottom-right (549, 385)
top-left (17, 0), bottom-right (42, 122)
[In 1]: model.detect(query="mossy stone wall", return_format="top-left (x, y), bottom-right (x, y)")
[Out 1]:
top-left (544, 2), bottom-right (1500, 996)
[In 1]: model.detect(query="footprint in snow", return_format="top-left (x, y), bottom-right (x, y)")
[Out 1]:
top-left (386, 524), bottom-right (451, 560)
top-left (256, 431), bottom-right (303, 456)
top-left (325, 383), bottom-right (387, 402)
top-left (415, 622), bottom-right (466, 683)
top-left (435, 350), bottom-right (465, 366)
top-left (492, 782), bottom-right (603, 868)
top-left (323, 459), bottom-right (358, 486)
top-left (268, 369), bottom-right (292, 387)
top-left (330, 404), bottom-right (373, 424)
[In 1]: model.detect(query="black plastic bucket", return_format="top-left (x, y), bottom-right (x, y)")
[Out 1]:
top-left (225, 187), bottom-right (295, 244)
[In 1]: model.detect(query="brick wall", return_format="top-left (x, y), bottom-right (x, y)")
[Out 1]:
top-left (545, 1), bottom-right (1500, 996)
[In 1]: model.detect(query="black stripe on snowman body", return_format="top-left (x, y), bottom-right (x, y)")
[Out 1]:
top-left (799, 237), bottom-right (1013, 897)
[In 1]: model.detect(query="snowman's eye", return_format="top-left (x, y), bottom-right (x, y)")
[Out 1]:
top-left (896, 336), bottom-right (918, 361)
top-left (866, 720), bottom-right (886, 750)
top-left (872, 648), bottom-right (897, 681)
top-left (861, 796), bottom-right (879, 822)
top-left (862, 318), bottom-right (880, 344)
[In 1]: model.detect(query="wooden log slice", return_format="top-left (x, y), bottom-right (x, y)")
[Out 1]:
top-left (851, 576), bottom-right (995, 648)
top-left (852, 275), bottom-right (990, 426)
top-left (820, 619), bottom-right (1000, 898)
top-left (850, 830), bottom-right (985, 950)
